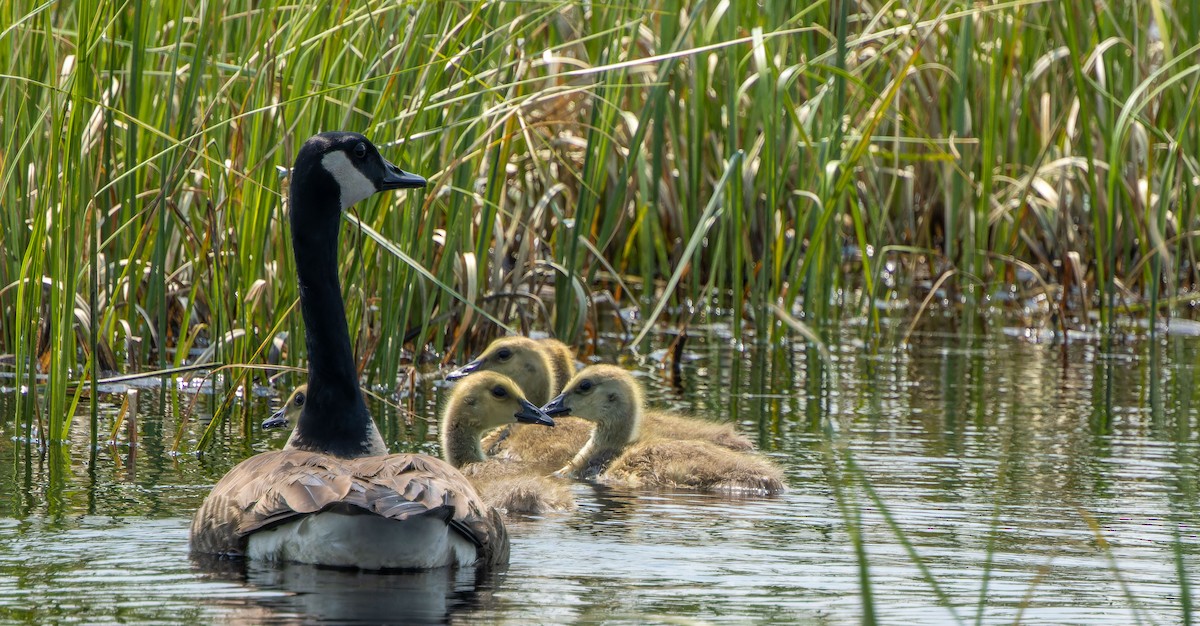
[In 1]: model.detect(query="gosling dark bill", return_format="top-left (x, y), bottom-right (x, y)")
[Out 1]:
top-left (541, 393), bottom-right (571, 417)
top-left (445, 359), bottom-right (483, 381)
top-left (515, 399), bottom-right (555, 427)
top-left (262, 407), bottom-right (289, 430)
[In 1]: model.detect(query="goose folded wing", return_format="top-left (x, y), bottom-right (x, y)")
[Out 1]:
top-left (351, 453), bottom-right (505, 557)
top-left (192, 450), bottom-right (503, 560)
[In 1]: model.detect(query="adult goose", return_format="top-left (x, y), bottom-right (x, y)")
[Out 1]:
top-left (262, 378), bottom-right (570, 514)
top-left (190, 132), bottom-right (509, 570)
top-left (543, 365), bottom-right (786, 495)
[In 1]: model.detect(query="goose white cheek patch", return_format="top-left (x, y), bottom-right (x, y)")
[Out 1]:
top-left (321, 151), bottom-right (377, 210)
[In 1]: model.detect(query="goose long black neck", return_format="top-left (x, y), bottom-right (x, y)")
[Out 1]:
top-left (286, 155), bottom-right (373, 458)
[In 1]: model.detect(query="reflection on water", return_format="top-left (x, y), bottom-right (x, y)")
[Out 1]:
top-left (0, 327), bottom-right (1198, 624)
top-left (196, 554), bottom-right (501, 624)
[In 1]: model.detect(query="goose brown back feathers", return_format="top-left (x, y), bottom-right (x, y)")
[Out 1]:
top-left (189, 449), bottom-right (508, 567)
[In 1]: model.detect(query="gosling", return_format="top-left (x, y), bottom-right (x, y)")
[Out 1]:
top-left (440, 371), bottom-right (576, 515)
top-left (543, 365), bottom-right (786, 495)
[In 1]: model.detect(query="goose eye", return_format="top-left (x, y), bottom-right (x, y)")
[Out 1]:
top-left (496, 348), bottom-right (512, 361)
top-left (491, 385), bottom-right (508, 398)
top-left (294, 392), bottom-right (305, 406)
top-left (353, 143), bottom-right (367, 159)
top-left (577, 379), bottom-right (593, 393)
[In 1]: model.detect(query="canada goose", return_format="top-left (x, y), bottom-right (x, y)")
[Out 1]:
top-left (446, 336), bottom-right (591, 473)
top-left (190, 132), bottom-right (509, 570)
top-left (543, 365), bottom-right (786, 495)
top-left (439, 372), bottom-right (574, 514)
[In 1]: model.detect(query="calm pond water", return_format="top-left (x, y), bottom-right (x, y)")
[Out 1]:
top-left (1, 324), bottom-right (1198, 624)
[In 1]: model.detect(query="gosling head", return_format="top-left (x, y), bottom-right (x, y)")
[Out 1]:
top-left (442, 372), bottom-right (555, 467)
top-left (445, 336), bottom-right (556, 405)
top-left (541, 365), bottom-right (643, 431)
top-left (290, 131), bottom-right (426, 215)
top-left (443, 371), bottom-right (556, 433)
top-left (263, 384), bottom-right (308, 430)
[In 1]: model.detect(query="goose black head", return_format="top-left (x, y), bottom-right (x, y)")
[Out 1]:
top-left (290, 131), bottom-right (426, 216)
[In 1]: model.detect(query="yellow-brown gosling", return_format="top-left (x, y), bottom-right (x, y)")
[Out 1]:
top-left (439, 372), bottom-right (575, 514)
top-left (260, 384), bottom-right (309, 442)
top-left (543, 365), bottom-right (786, 495)
top-left (189, 133), bottom-right (508, 570)
top-left (446, 336), bottom-right (569, 405)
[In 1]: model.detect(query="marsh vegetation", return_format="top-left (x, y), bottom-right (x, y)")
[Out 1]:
top-left (4, 0), bottom-right (1199, 433)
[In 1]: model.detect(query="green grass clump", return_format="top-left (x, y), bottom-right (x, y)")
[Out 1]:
top-left (2, 0), bottom-right (1199, 441)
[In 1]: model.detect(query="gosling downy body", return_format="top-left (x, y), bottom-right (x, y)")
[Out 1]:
top-left (439, 372), bottom-right (574, 514)
top-left (543, 365), bottom-right (786, 495)
top-left (446, 336), bottom-right (592, 473)
top-left (190, 132), bottom-right (509, 570)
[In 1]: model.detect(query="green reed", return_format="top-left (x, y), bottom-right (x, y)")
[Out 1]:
top-left (2, 0), bottom-right (1200, 447)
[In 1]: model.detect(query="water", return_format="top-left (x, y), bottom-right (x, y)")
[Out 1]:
top-left (1, 327), bottom-right (1197, 624)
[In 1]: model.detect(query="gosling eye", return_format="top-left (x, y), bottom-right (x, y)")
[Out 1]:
top-left (491, 385), bottom-right (508, 399)
top-left (294, 392), bottom-right (306, 406)
top-left (496, 348), bottom-right (513, 361)
top-left (577, 379), bottom-right (593, 394)
top-left (353, 143), bottom-right (367, 159)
